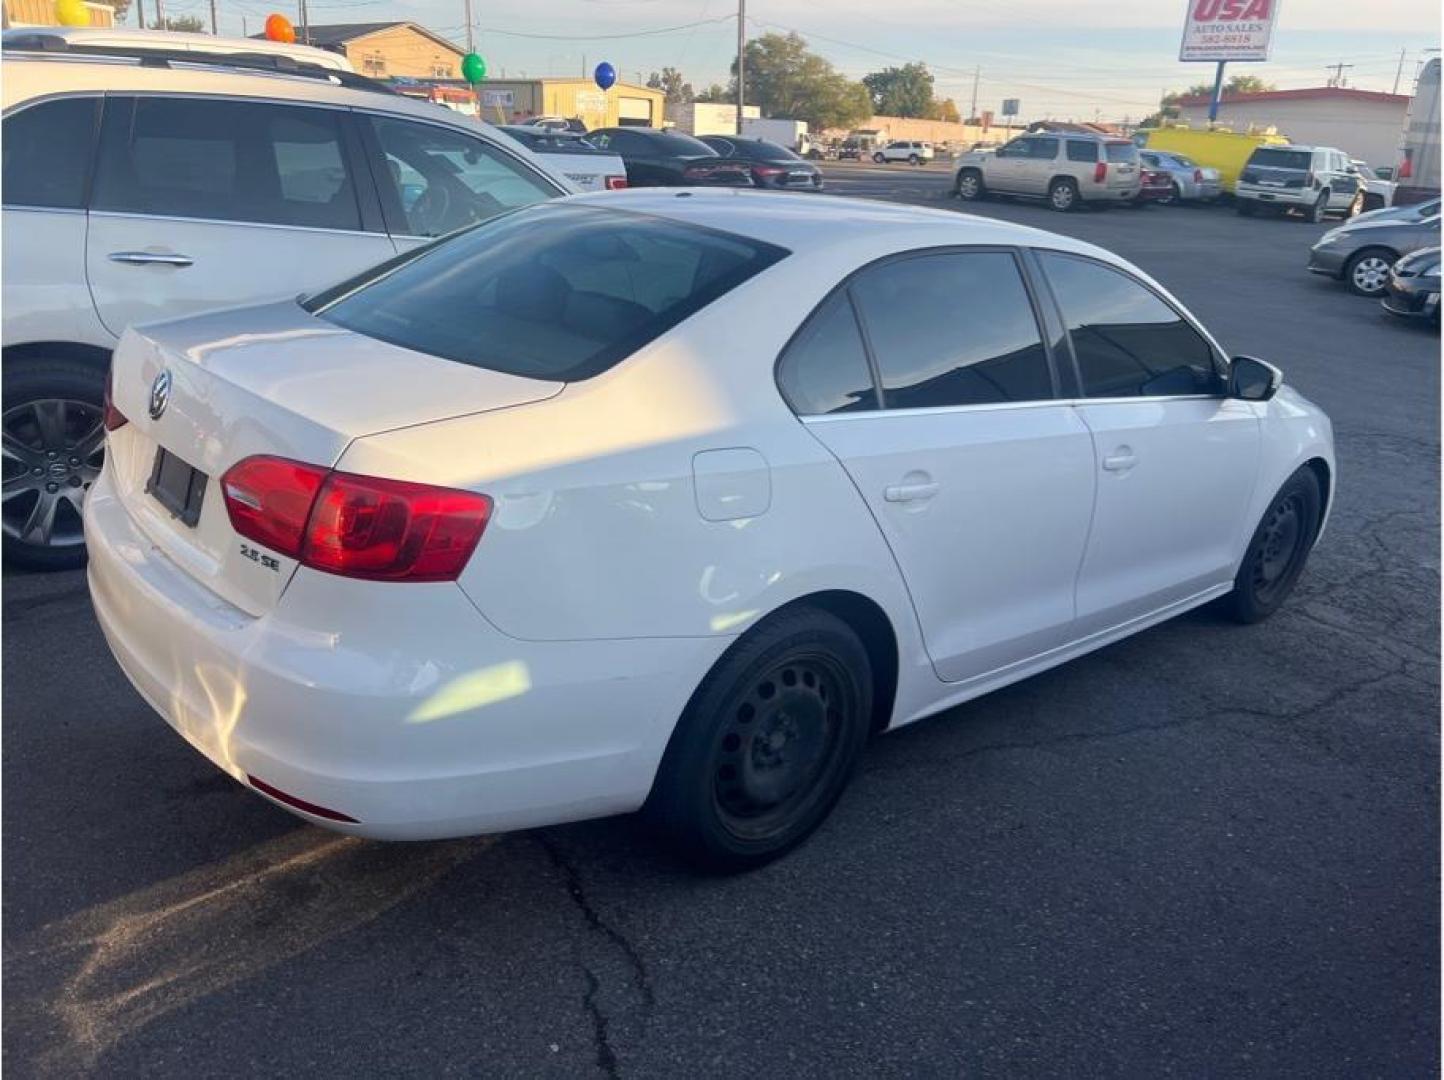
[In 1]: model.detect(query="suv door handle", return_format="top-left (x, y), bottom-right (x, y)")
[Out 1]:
top-left (883, 481), bottom-right (940, 502)
top-left (108, 251), bottom-right (194, 268)
top-left (1102, 449), bottom-right (1138, 472)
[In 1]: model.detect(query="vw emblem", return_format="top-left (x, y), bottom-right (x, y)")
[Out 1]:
top-left (148, 370), bottom-right (172, 421)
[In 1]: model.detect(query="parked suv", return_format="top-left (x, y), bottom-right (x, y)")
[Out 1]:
top-left (1, 30), bottom-right (573, 569)
top-left (954, 133), bottom-right (1141, 211)
top-left (1235, 145), bottom-right (1361, 222)
top-left (874, 140), bottom-right (934, 165)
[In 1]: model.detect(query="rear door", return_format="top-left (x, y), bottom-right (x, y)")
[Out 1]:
top-left (795, 249), bottom-right (1096, 684)
top-left (1035, 251), bottom-right (1260, 636)
top-left (86, 95), bottom-right (396, 338)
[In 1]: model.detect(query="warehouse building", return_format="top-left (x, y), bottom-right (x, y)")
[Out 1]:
top-left (1173, 86), bottom-right (1409, 168)
top-left (476, 78), bottom-right (664, 129)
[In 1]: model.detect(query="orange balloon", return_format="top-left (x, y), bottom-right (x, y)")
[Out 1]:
top-left (264, 13), bottom-right (295, 43)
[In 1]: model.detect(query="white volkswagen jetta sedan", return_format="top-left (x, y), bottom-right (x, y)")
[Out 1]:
top-left (87, 191), bottom-right (1334, 871)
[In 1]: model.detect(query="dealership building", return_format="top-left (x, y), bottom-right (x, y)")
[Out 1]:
top-left (1173, 86), bottom-right (1409, 168)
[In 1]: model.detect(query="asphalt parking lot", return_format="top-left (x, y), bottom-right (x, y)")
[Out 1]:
top-left (4, 163), bottom-right (1439, 1077)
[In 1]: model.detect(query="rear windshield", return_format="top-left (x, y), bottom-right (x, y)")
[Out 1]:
top-left (645, 131), bottom-right (717, 156)
top-left (502, 128), bottom-right (610, 156)
top-left (1249, 149), bottom-right (1311, 170)
top-left (305, 203), bottom-right (788, 382)
top-left (1105, 142), bottom-right (1137, 163)
top-left (755, 140), bottom-right (801, 160)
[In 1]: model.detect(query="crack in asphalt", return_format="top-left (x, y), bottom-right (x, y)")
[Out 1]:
top-left (535, 834), bottom-right (655, 1078)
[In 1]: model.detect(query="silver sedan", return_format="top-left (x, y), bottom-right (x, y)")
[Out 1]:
top-left (1139, 150), bottom-right (1222, 203)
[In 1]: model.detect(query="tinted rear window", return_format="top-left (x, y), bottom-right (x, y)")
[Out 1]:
top-left (644, 131), bottom-right (717, 156)
top-left (306, 204), bottom-right (787, 382)
top-left (1249, 149), bottom-right (1311, 170)
top-left (1105, 142), bottom-right (1137, 163)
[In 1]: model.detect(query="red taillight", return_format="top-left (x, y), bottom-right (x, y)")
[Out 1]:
top-left (1093, 161), bottom-right (1107, 183)
top-left (303, 471), bottom-right (491, 582)
top-left (220, 455), bottom-right (491, 582)
top-left (1193, 168), bottom-right (1203, 183)
top-left (754, 164), bottom-right (787, 177)
top-left (103, 368), bottom-right (128, 431)
top-left (1400, 154), bottom-right (1413, 179)
top-left (221, 455), bottom-right (326, 559)
top-left (604, 175), bottom-right (628, 190)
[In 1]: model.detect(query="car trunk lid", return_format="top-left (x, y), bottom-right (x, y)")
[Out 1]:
top-left (104, 299), bottom-right (561, 616)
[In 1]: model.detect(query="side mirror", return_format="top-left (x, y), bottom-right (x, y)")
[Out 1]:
top-left (1228, 355), bottom-right (1282, 401)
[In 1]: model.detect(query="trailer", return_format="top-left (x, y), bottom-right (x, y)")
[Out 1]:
top-left (1394, 58), bottom-right (1440, 207)
top-left (741, 117), bottom-right (810, 153)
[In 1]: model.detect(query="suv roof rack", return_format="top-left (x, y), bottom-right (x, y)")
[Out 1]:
top-left (2, 33), bottom-right (395, 94)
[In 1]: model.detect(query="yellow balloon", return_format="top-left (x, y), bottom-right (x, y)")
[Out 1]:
top-left (55, 0), bottom-right (90, 25)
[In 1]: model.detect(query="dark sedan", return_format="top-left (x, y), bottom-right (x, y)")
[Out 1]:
top-left (585, 128), bottom-right (752, 187)
top-left (1307, 210), bottom-right (1441, 297)
top-left (1382, 247), bottom-right (1441, 322)
top-left (698, 135), bottom-right (824, 190)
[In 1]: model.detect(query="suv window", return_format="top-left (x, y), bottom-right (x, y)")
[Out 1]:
top-left (850, 251), bottom-right (1052, 409)
top-left (777, 292), bottom-right (877, 415)
top-left (1105, 142), bottom-right (1137, 163)
top-left (369, 116), bottom-right (557, 238)
top-left (1039, 252), bottom-right (1221, 398)
top-left (307, 203), bottom-right (788, 382)
top-left (1248, 148), bottom-right (1312, 170)
top-left (2, 96), bottom-right (99, 209)
top-left (1029, 137), bottom-right (1059, 160)
top-left (92, 97), bottom-right (361, 230)
top-left (1067, 140), bottom-right (1098, 163)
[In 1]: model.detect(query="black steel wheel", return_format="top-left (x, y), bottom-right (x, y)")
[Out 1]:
top-left (2, 357), bottom-right (108, 570)
top-left (1225, 467), bottom-right (1323, 624)
top-left (646, 607), bottom-right (873, 872)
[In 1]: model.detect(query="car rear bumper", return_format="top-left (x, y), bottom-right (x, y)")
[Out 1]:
top-left (1237, 185), bottom-right (1310, 205)
top-left (85, 467), bottom-right (722, 840)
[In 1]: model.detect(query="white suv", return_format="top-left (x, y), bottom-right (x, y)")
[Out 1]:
top-left (1, 30), bottom-right (573, 569)
top-left (1235, 145), bottom-right (1362, 222)
top-left (873, 140), bottom-right (934, 165)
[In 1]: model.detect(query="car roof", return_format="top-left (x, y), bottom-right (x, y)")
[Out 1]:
top-left (564, 188), bottom-right (1115, 261)
top-left (2, 26), bottom-right (353, 70)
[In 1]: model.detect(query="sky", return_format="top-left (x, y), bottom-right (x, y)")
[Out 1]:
top-left (179, 0), bottom-right (1442, 121)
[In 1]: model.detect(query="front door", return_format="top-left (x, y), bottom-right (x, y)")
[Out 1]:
top-left (1036, 251), bottom-right (1261, 635)
top-left (985, 137), bottom-right (1032, 192)
top-left (85, 95), bottom-right (397, 340)
top-left (791, 249), bottom-right (1095, 683)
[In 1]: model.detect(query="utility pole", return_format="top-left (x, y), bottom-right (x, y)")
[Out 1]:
top-left (135, 0), bottom-right (144, 28)
top-left (736, 0), bottom-right (746, 135)
top-left (1325, 61), bottom-right (1353, 88)
top-left (298, 0), bottom-right (308, 45)
top-left (242, 14), bottom-right (247, 35)
top-left (969, 65), bottom-right (979, 122)
top-left (208, 0), bottom-right (217, 34)
top-left (154, 0), bottom-right (164, 28)
top-left (463, 0), bottom-right (473, 54)
top-left (1393, 47), bottom-right (1408, 95)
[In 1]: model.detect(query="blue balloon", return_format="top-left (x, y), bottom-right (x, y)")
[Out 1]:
top-left (594, 61), bottom-right (617, 91)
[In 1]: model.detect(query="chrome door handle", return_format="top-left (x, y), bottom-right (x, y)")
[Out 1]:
top-left (108, 251), bottom-right (194, 267)
top-left (883, 481), bottom-right (940, 503)
top-left (1102, 449), bottom-right (1138, 472)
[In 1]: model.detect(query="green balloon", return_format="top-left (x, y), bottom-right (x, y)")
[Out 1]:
top-left (461, 53), bottom-right (487, 84)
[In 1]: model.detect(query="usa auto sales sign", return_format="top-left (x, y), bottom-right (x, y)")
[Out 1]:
top-left (1179, 0), bottom-right (1280, 61)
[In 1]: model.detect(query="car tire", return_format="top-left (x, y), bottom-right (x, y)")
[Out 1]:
top-left (1048, 177), bottom-right (1079, 212)
top-left (1306, 191), bottom-right (1329, 223)
top-left (908, 154), bottom-right (920, 165)
top-left (955, 168), bottom-right (985, 201)
top-left (645, 606), bottom-right (873, 873)
top-left (1, 355), bottom-right (109, 571)
top-left (1347, 190), bottom-right (1365, 217)
top-left (873, 152), bottom-right (886, 164)
top-left (1363, 193), bottom-right (1386, 212)
top-left (1225, 466), bottom-right (1323, 624)
top-left (1237, 200), bottom-right (1256, 216)
top-left (1344, 247), bottom-right (1396, 297)
top-left (1165, 181), bottom-right (1182, 205)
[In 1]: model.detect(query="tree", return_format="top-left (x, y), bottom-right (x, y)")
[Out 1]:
top-left (862, 63), bottom-right (935, 118)
top-left (929, 97), bottom-right (961, 123)
top-left (694, 83), bottom-right (730, 103)
top-left (646, 67), bottom-right (694, 105)
top-left (159, 14), bottom-right (206, 31)
top-left (722, 32), bottom-right (871, 132)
